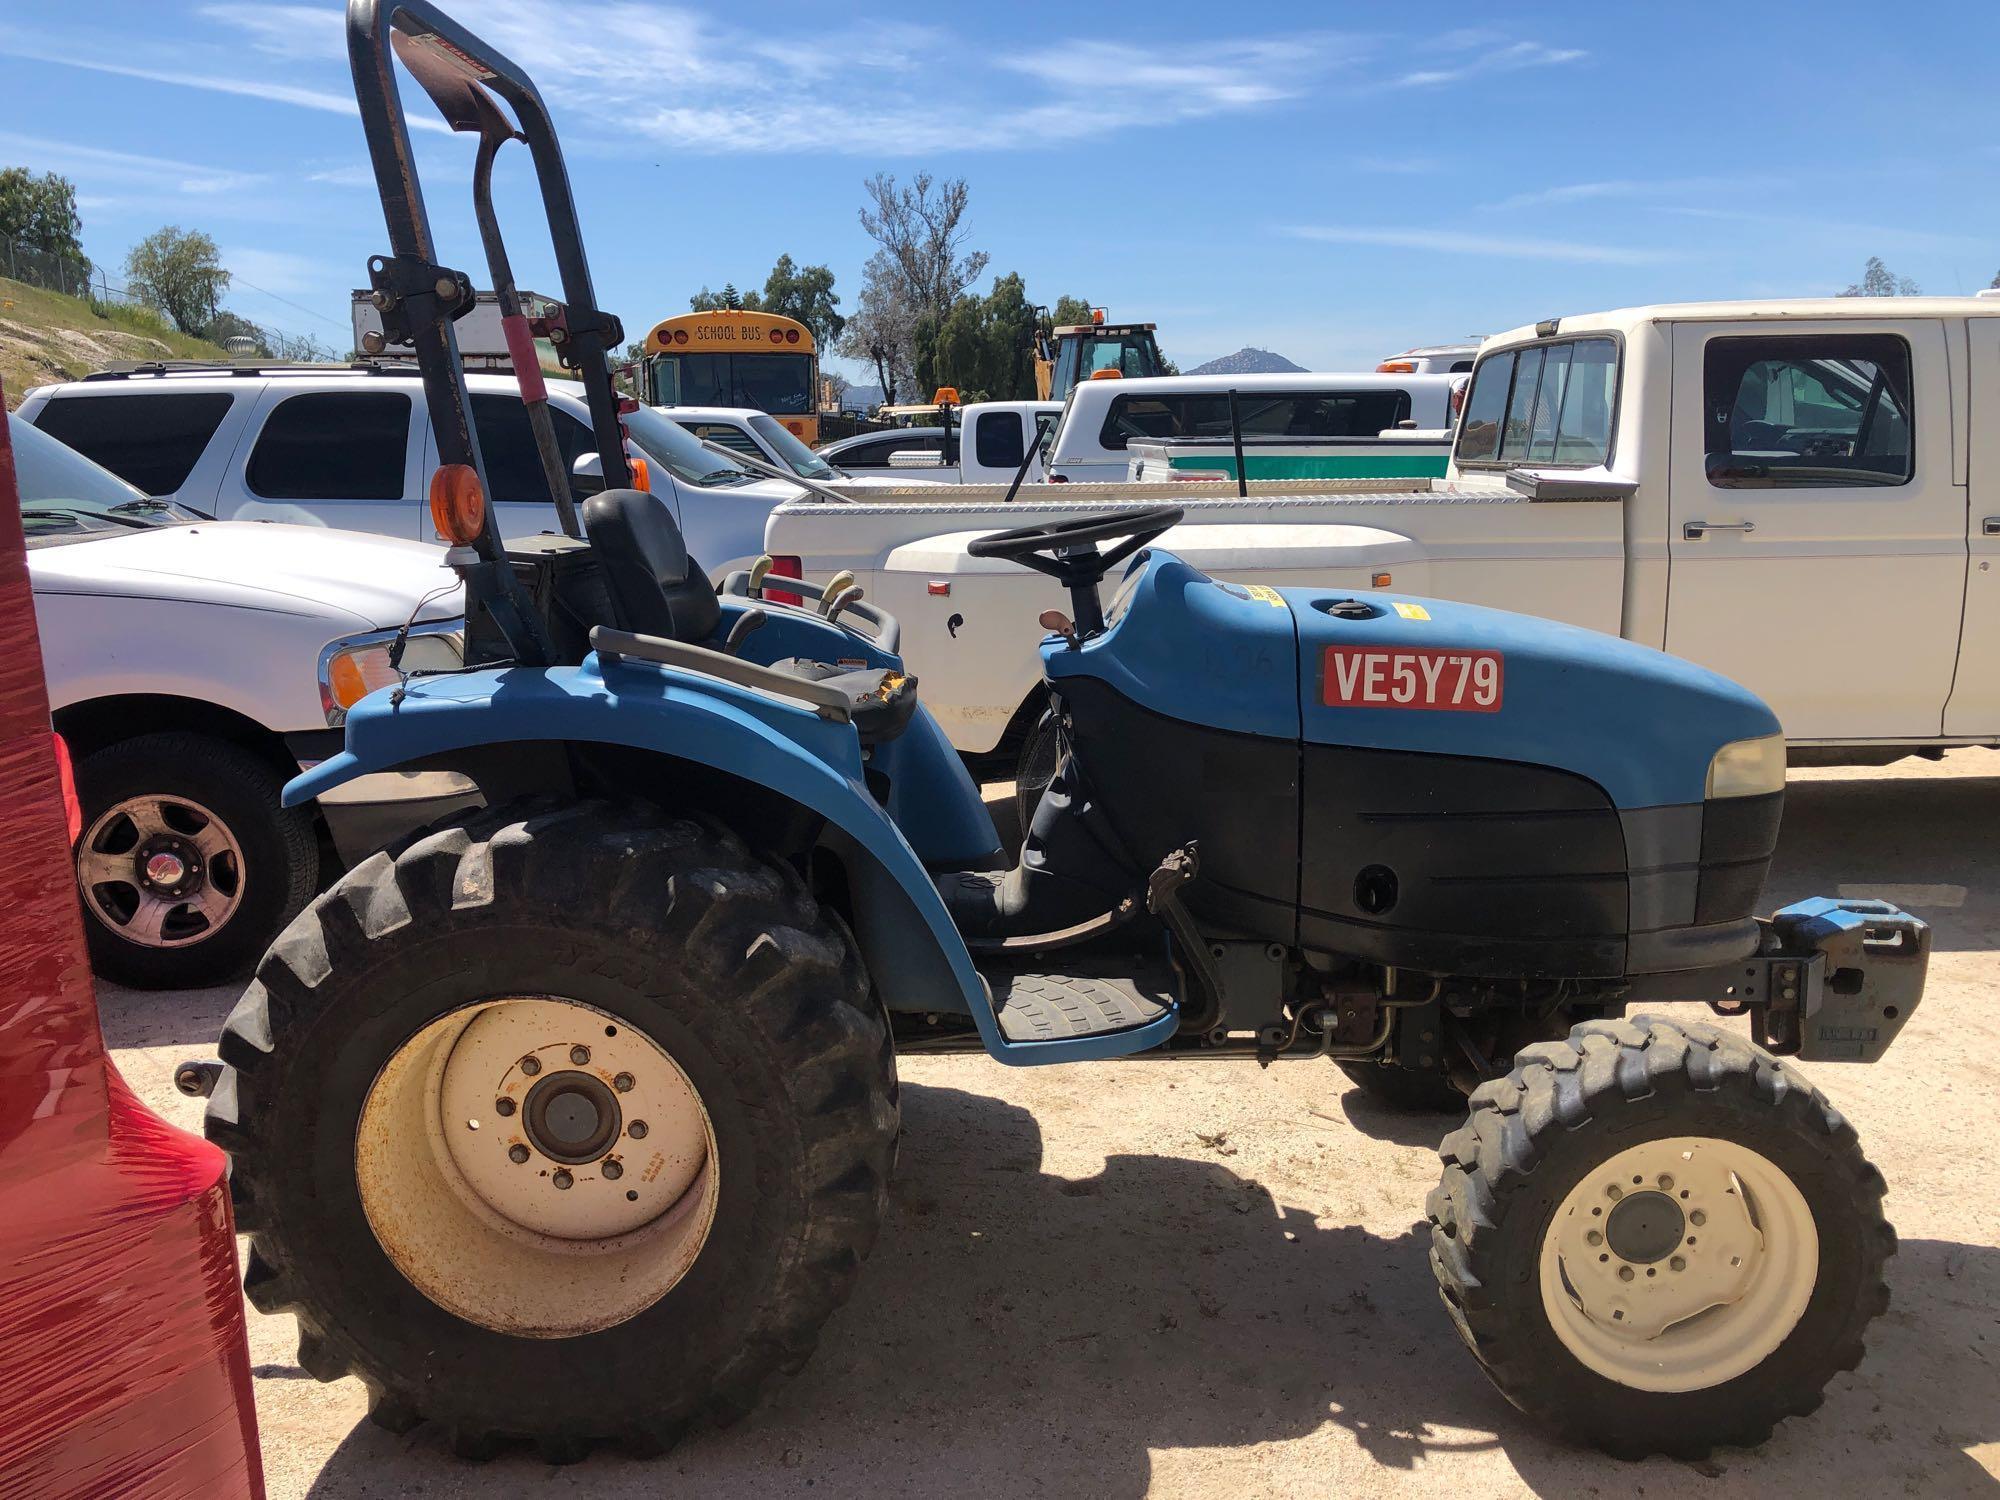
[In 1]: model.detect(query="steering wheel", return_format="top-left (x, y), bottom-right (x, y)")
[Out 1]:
top-left (967, 505), bottom-right (1184, 636)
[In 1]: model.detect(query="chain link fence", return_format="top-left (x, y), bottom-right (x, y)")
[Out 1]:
top-left (1, 235), bottom-right (148, 307)
top-left (3, 234), bottom-right (336, 361)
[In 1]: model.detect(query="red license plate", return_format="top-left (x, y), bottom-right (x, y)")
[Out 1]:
top-left (1322, 647), bottom-right (1504, 712)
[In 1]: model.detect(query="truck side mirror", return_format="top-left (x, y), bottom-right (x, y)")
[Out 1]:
top-left (571, 451), bottom-right (605, 496)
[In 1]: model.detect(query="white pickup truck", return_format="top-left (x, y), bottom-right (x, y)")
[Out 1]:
top-left (772, 295), bottom-right (2000, 767)
top-left (827, 400), bottom-right (1061, 484)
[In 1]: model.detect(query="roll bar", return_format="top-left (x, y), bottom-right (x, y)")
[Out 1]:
top-left (346, 0), bottom-right (630, 666)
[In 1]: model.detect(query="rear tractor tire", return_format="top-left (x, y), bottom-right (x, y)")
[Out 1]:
top-left (206, 799), bottom-right (898, 1461)
top-left (1426, 1015), bottom-right (1892, 1459)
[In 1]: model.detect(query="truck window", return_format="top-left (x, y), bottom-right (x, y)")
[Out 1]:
top-left (683, 423), bottom-right (763, 461)
top-left (1702, 334), bottom-right (1913, 488)
top-left (1098, 389), bottom-right (1412, 450)
top-left (974, 411), bottom-right (1025, 471)
top-left (31, 392), bottom-right (234, 496)
top-left (1456, 338), bottom-right (1616, 467)
top-left (469, 394), bottom-right (594, 504)
top-left (246, 391), bottom-right (410, 501)
top-left (840, 434), bottom-right (939, 467)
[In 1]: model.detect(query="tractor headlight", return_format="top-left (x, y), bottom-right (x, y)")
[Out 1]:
top-left (1705, 732), bottom-right (1786, 799)
top-left (319, 622), bottom-right (465, 726)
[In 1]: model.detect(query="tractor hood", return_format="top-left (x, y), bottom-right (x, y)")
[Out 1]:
top-left (1043, 550), bottom-right (1779, 811)
top-left (29, 521), bottom-right (463, 632)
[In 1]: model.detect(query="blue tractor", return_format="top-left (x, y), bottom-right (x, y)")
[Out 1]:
top-left (199, 0), bottom-right (1931, 1465)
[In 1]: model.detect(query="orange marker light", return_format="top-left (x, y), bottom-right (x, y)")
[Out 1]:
top-left (1371, 572), bottom-right (1393, 588)
top-left (1376, 360), bottom-right (1417, 374)
top-left (1088, 368), bottom-right (1123, 380)
top-left (628, 457), bottom-right (652, 492)
top-left (429, 463), bottom-right (486, 545)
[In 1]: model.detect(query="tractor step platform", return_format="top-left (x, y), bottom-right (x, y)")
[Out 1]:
top-left (986, 970), bottom-right (1174, 1044)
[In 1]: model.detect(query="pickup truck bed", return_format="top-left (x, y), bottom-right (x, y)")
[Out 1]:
top-left (779, 478), bottom-right (1624, 757)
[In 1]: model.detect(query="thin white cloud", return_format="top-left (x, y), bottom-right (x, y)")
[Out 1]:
top-left (1391, 40), bottom-right (1585, 89)
top-left (195, 3), bottom-right (345, 62)
top-left (1659, 205), bottom-right (1985, 254)
top-left (1289, 225), bottom-right (1674, 267)
top-left (221, 246), bottom-right (344, 297)
top-left (0, 43), bottom-right (449, 132)
top-left (1485, 176), bottom-right (1754, 212)
top-left (0, 132), bottom-right (261, 195)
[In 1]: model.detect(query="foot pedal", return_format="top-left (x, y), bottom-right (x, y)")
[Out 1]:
top-left (987, 971), bottom-right (1173, 1043)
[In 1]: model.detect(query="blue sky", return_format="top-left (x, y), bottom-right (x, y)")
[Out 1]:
top-left (4, 0), bottom-right (1997, 376)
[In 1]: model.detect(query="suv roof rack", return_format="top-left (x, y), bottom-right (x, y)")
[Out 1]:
top-left (81, 359), bottom-right (422, 381)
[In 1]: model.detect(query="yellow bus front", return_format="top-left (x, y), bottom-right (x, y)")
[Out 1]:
top-left (642, 310), bottom-right (820, 444)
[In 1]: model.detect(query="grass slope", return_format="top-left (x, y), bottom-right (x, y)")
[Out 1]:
top-left (0, 276), bottom-right (232, 409)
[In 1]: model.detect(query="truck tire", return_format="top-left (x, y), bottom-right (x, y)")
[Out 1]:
top-left (74, 730), bottom-right (317, 988)
top-left (1426, 1015), bottom-right (1892, 1458)
top-left (1338, 1060), bottom-right (1464, 1112)
top-left (206, 799), bottom-right (897, 1460)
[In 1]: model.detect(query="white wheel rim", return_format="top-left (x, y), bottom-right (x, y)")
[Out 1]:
top-left (77, 793), bottom-right (245, 948)
top-left (355, 996), bottom-right (720, 1337)
top-left (1538, 1135), bottom-right (1818, 1393)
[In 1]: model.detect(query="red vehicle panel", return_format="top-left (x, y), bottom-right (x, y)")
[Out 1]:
top-left (0, 396), bottom-right (263, 1500)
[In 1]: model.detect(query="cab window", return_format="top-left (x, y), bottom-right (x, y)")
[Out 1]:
top-left (1455, 337), bottom-right (1617, 468)
top-left (974, 411), bottom-right (1025, 471)
top-left (1702, 334), bottom-right (1912, 488)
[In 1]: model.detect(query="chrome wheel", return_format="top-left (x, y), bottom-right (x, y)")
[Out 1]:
top-left (76, 793), bottom-right (245, 948)
top-left (355, 995), bottom-right (720, 1338)
top-left (1539, 1134), bottom-right (1819, 1393)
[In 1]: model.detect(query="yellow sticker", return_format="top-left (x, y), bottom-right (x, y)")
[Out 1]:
top-left (1244, 584), bottom-right (1286, 607)
top-left (1392, 601), bottom-right (1431, 621)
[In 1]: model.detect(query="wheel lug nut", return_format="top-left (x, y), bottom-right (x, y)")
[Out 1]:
top-left (508, 1144), bottom-right (530, 1164)
top-left (520, 1055), bottom-right (542, 1076)
top-left (1690, 1209), bottom-right (1707, 1227)
top-left (1618, 1265), bottom-right (1635, 1282)
top-left (613, 1072), bottom-right (635, 1093)
top-left (495, 1097), bottom-right (516, 1117)
top-left (553, 1169), bottom-right (574, 1190)
top-left (603, 1159), bottom-right (624, 1180)
top-left (1585, 1229), bottom-right (1603, 1246)
top-left (570, 1045), bottom-right (591, 1065)
top-left (1670, 1255), bottom-right (1687, 1271)
top-left (628, 1119), bottom-right (648, 1139)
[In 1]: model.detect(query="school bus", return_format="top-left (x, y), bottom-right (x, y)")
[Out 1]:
top-left (641, 310), bottom-right (820, 444)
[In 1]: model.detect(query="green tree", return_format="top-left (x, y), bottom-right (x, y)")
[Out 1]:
top-left (1048, 295), bottom-right (1097, 329)
top-left (125, 226), bottom-right (230, 335)
top-left (1840, 256), bottom-right (1920, 297)
top-left (689, 282), bottom-right (763, 312)
top-left (760, 254), bottom-right (844, 348)
top-left (0, 167), bottom-right (91, 295)
top-left (917, 272), bottom-right (1042, 401)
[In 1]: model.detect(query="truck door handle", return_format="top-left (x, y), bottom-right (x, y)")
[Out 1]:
top-left (1983, 517), bottom-right (2000, 537)
top-left (1683, 520), bottom-right (1755, 540)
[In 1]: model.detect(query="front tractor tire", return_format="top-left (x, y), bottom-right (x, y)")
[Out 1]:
top-left (206, 800), bottom-right (897, 1461)
top-left (1427, 1016), bottom-right (1892, 1459)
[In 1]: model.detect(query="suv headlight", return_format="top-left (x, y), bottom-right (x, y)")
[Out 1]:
top-left (1705, 732), bottom-right (1786, 799)
top-left (319, 621), bottom-right (465, 726)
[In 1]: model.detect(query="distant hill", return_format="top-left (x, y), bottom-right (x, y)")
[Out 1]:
top-left (0, 277), bottom-right (232, 409)
top-left (1186, 347), bottom-right (1306, 377)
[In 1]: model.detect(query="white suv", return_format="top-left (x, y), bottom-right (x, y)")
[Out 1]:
top-left (15, 365), bottom-right (799, 576)
top-left (12, 411), bottom-right (470, 988)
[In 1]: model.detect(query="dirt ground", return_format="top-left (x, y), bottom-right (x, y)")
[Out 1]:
top-left (104, 754), bottom-right (2000, 1499)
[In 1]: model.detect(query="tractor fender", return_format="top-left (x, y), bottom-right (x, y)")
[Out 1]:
top-left (286, 661), bottom-right (1008, 1043)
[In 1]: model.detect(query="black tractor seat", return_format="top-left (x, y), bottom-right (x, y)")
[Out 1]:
top-left (582, 489), bottom-right (917, 744)
top-left (770, 659), bottom-right (920, 745)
